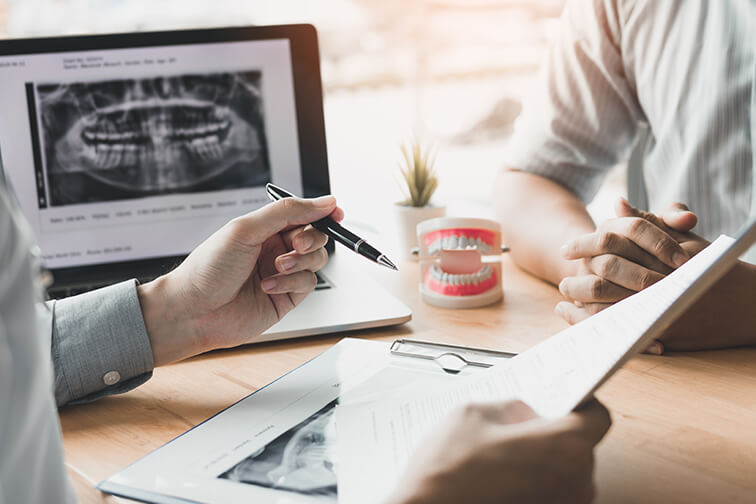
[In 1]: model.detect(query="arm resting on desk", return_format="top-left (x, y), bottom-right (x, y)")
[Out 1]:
top-left (494, 0), bottom-right (643, 284)
top-left (494, 168), bottom-right (595, 285)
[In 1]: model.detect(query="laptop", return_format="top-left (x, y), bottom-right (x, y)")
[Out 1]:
top-left (0, 24), bottom-right (411, 342)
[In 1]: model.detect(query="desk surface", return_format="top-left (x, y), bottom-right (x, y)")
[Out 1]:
top-left (60, 253), bottom-right (756, 504)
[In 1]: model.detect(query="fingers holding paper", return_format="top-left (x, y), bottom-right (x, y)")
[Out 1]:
top-left (389, 399), bottom-right (611, 504)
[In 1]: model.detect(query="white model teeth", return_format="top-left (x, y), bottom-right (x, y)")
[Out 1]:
top-left (429, 264), bottom-right (494, 286)
top-left (427, 234), bottom-right (493, 255)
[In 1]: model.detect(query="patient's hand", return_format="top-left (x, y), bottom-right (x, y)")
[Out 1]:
top-left (555, 200), bottom-right (706, 329)
top-left (137, 196), bottom-right (344, 365)
top-left (553, 199), bottom-right (756, 354)
top-left (388, 400), bottom-right (611, 504)
top-left (557, 200), bottom-right (756, 353)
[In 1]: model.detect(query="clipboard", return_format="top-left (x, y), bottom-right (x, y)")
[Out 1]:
top-left (98, 337), bottom-right (510, 504)
top-left (389, 338), bottom-right (515, 373)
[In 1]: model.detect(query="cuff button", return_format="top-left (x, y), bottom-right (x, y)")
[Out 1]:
top-left (103, 370), bottom-right (121, 386)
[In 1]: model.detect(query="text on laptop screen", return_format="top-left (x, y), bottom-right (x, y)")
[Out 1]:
top-left (0, 38), bottom-right (303, 269)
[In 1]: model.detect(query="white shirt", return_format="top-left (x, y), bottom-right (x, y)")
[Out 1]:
top-left (506, 0), bottom-right (756, 244)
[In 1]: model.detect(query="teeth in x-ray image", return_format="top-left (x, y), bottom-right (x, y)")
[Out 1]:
top-left (36, 72), bottom-right (271, 203)
top-left (81, 100), bottom-right (233, 168)
top-left (81, 100), bottom-right (233, 171)
top-left (219, 399), bottom-right (338, 499)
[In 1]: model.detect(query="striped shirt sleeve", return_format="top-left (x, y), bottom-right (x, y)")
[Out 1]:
top-left (505, 0), bottom-right (645, 203)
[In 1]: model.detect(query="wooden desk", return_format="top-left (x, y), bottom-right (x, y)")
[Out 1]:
top-left (60, 254), bottom-right (756, 504)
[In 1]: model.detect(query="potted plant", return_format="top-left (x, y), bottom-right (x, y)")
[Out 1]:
top-left (394, 140), bottom-right (445, 259)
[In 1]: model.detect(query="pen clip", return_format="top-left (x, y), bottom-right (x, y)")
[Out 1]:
top-left (265, 183), bottom-right (282, 202)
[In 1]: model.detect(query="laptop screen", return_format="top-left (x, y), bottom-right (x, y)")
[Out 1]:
top-left (0, 35), bottom-right (305, 270)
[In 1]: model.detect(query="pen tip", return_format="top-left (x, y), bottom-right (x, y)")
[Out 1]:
top-left (378, 255), bottom-right (398, 271)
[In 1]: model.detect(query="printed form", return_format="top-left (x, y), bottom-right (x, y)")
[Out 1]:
top-left (335, 235), bottom-right (736, 504)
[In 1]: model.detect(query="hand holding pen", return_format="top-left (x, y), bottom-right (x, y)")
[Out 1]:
top-left (266, 183), bottom-right (398, 270)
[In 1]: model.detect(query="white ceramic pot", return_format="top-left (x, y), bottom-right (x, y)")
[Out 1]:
top-left (394, 203), bottom-right (446, 260)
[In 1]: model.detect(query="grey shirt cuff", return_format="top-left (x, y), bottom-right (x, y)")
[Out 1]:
top-left (51, 280), bottom-right (154, 406)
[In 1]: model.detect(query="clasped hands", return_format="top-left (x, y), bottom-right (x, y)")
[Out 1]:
top-left (555, 198), bottom-right (708, 353)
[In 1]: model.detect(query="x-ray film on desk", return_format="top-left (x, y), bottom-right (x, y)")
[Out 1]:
top-left (98, 338), bottom-right (505, 504)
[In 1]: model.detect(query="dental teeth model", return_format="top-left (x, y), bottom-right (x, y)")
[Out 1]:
top-left (417, 217), bottom-right (503, 308)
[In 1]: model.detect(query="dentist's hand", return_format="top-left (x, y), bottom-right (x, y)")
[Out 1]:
top-left (138, 196), bottom-right (344, 365)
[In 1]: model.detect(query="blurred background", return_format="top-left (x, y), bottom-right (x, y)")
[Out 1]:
top-left (0, 0), bottom-right (623, 231)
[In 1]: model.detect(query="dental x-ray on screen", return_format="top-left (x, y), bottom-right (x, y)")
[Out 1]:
top-left (34, 71), bottom-right (271, 206)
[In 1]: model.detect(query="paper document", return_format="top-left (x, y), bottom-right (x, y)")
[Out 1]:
top-left (335, 235), bottom-right (737, 504)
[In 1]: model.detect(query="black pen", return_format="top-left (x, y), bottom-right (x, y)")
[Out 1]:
top-left (265, 183), bottom-right (398, 271)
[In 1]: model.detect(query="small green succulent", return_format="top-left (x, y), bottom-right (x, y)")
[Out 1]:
top-left (398, 141), bottom-right (438, 208)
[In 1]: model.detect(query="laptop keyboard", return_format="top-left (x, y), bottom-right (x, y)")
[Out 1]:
top-left (48, 271), bottom-right (332, 300)
top-left (47, 275), bottom-right (157, 300)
